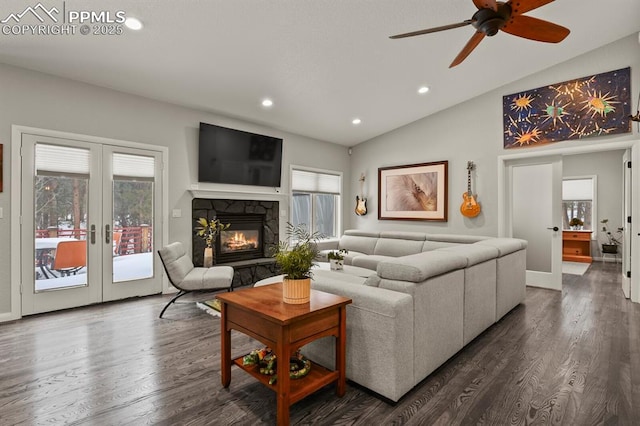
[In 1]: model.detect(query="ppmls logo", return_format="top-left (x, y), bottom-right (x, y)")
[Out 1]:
top-left (1, 3), bottom-right (59, 24)
top-left (1, 2), bottom-right (127, 36)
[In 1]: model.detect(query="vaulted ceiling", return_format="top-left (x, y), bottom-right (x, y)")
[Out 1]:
top-left (1, 0), bottom-right (638, 145)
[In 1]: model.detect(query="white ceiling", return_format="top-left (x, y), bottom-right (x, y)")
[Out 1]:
top-left (1, 0), bottom-right (639, 146)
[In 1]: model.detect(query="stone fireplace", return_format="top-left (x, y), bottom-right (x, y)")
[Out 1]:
top-left (192, 198), bottom-right (279, 287)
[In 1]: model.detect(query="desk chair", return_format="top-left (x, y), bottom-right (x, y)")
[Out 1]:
top-left (157, 242), bottom-right (234, 318)
top-left (51, 240), bottom-right (87, 276)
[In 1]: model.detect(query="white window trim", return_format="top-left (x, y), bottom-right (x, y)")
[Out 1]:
top-left (563, 175), bottom-right (597, 240)
top-left (289, 164), bottom-right (343, 239)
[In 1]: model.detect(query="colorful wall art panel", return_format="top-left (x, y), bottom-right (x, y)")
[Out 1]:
top-left (503, 67), bottom-right (631, 149)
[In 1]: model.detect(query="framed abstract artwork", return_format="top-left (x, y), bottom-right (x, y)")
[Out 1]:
top-left (378, 161), bottom-right (448, 221)
top-left (503, 67), bottom-right (631, 149)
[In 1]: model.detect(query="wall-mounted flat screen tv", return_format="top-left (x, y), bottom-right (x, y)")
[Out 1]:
top-left (198, 122), bottom-right (283, 187)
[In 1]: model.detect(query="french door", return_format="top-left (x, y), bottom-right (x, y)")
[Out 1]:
top-left (21, 134), bottom-right (163, 315)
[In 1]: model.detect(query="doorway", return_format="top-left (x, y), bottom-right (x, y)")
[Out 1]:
top-left (499, 141), bottom-right (638, 301)
top-left (19, 132), bottom-right (164, 315)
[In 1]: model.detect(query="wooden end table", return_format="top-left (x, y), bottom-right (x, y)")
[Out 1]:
top-left (217, 283), bottom-right (352, 426)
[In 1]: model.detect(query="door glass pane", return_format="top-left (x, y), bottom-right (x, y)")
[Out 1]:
top-left (512, 164), bottom-right (552, 273)
top-left (113, 179), bottom-right (154, 282)
top-left (314, 194), bottom-right (336, 237)
top-left (34, 174), bottom-right (88, 291)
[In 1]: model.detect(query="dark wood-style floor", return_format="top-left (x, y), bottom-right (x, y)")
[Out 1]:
top-left (1, 262), bottom-right (638, 425)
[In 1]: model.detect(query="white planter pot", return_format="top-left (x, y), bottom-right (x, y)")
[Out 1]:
top-left (329, 259), bottom-right (344, 271)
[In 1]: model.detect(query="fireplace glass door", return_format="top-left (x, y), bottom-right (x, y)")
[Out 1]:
top-left (216, 214), bottom-right (264, 263)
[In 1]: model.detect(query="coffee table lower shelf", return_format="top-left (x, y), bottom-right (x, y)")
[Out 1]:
top-left (232, 356), bottom-right (339, 404)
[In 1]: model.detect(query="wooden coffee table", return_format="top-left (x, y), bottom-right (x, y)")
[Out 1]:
top-left (217, 283), bottom-right (352, 426)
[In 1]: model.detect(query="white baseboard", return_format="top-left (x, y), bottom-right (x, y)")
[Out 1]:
top-left (0, 311), bottom-right (20, 323)
top-left (592, 256), bottom-right (622, 263)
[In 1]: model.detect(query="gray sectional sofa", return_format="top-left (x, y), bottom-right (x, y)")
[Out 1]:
top-left (304, 230), bottom-right (527, 402)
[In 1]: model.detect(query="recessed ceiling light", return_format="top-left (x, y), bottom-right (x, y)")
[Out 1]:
top-left (418, 86), bottom-right (430, 95)
top-left (125, 17), bottom-right (143, 30)
top-left (262, 99), bottom-right (273, 107)
top-left (352, 118), bottom-right (362, 125)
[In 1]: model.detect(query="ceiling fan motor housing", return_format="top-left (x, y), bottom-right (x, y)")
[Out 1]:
top-left (472, 3), bottom-right (512, 36)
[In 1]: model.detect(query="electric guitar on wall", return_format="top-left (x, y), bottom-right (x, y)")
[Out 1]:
top-left (460, 161), bottom-right (481, 218)
top-left (355, 173), bottom-right (368, 216)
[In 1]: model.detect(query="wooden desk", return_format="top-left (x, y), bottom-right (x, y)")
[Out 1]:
top-left (562, 230), bottom-right (592, 263)
top-left (217, 283), bottom-right (352, 426)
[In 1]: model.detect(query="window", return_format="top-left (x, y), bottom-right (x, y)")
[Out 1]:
top-left (562, 177), bottom-right (596, 231)
top-left (291, 168), bottom-right (341, 238)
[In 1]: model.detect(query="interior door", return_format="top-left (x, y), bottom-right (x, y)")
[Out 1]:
top-left (622, 149), bottom-right (631, 298)
top-left (21, 134), bottom-right (163, 315)
top-left (508, 157), bottom-right (563, 290)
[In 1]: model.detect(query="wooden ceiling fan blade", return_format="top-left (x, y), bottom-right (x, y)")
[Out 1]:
top-left (389, 21), bottom-right (473, 39)
top-left (501, 15), bottom-right (569, 43)
top-left (473, 0), bottom-right (497, 11)
top-left (508, 0), bottom-right (554, 15)
top-left (449, 31), bottom-right (486, 68)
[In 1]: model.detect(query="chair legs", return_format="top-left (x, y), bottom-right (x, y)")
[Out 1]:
top-left (159, 290), bottom-right (190, 318)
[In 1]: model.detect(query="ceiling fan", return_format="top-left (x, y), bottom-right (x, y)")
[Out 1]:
top-left (389, 0), bottom-right (570, 68)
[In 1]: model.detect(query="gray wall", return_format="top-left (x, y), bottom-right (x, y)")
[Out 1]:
top-left (0, 63), bottom-right (351, 316)
top-left (563, 150), bottom-right (625, 258)
top-left (348, 35), bottom-right (640, 235)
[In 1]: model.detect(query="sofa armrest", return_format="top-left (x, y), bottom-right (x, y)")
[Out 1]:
top-left (314, 238), bottom-right (340, 251)
top-left (306, 279), bottom-right (415, 402)
top-left (314, 238), bottom-right (340, 261)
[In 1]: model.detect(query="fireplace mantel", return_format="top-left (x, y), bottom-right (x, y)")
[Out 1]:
top-left (188, 188), bottom-right (287, 202)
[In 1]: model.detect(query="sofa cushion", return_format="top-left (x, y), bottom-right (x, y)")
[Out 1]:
top-left (425, 234), bottom-right (492, 244)
top-left (421, 240), bottom-right (460, 252)
top-left (344, 230), bottom-right (380, 238)
top-left (379, 231), bottom-right (427, 241)
top-left (352, 255), bottom-right (396, 271)
top-left (339, 235), bottom-right (378, 256)
top-left (436, 244), bottom-right (500, 267)
top-left (374, 238), bottom-right (425, 257)
top-left (343, 251), bottom-right (367, 265)
top-left (475, 238), bottom-right (527, 256)
top-left (377, 251), bottom-right (467, 282)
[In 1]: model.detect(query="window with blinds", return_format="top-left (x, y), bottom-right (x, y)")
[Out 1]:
top-left (562, 178), bottom-right (595, 231)
top-left (291, 168), bottom-right (341, 238)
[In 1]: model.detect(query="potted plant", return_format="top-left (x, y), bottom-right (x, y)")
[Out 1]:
top-left (600, 219), bottom-right (622, 254)
top-left (327, 249), bottom-right (348, 271)
top-left (568, 217), bottom-right (584, 230)
top-left (271, 223), bottom-right (322, 304)
top-left (195, 217), bottom-right (230, 267)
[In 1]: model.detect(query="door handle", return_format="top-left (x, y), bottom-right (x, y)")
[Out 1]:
top-left (547, 226), bottom-right (559, 231)
top-left (90, 224), bottom-right (96, 244)
top-left (105, 224), bottom-right (111, 244)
